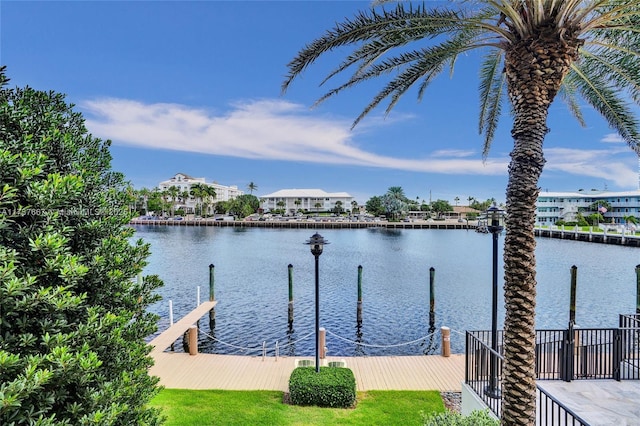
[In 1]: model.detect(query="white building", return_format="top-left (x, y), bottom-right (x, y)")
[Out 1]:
top-left (260, 189), bottom-right (354, 214)
top-left (158, 173), bottom-right (243, 213)
top-left (536, 190), bottom-right (640, 225)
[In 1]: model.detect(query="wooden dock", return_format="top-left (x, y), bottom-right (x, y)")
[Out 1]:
top-left (148, 300), bottom-right (217, 356)
top-left (148, 301), bottom-right (464, 392)
top-left (149, 352), bottom-right (465, 392)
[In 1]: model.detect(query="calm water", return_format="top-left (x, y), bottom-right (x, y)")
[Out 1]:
top-left (134, 225), bottom-right (639, 355)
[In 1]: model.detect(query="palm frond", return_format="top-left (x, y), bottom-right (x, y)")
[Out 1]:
top-left (557, 75), bottom-right (586, 128)
top-left (282, 4), bottom-right (468, 94)
top-left (478, 49), bottom-right (506, 159)
top-left (570, 61), bottom-right (640, 153)
top-left (580, 47), bottom-right (640, 104)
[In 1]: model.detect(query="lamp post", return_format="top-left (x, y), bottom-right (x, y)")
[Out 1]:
top-left (485, 203), bottom-right (505, 398)
top-left (305, 232), bottom-right (329, 373)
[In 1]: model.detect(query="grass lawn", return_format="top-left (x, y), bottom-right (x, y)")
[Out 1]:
top-left (150, 389), bottom-right (445, 425)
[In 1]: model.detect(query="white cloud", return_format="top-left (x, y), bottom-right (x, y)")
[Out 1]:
top-left (601, 133), bottom-right (625, 143)
top-left (82, 97), bottom-right (507, 175)
top-left (545, 147), bottom-right (638, 187)
top-left (81, 97), bottom-right (638, 187)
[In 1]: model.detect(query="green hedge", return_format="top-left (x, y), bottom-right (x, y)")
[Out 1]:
top-left (289, 367), bottom-right (356, 408)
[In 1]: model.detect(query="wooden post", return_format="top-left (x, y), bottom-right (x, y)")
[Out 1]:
top-left (209, 264), bottom-right (215, 301)
top-left (429, 267), bottom-right (435, 327)
top-left (636, 264), bottom-right (640, 314)
top-left (357, 265), bottom-right (363, 324)
top-left (188, 325), bottom-right (198, 356)
top-left (319, 327), bottom-right (326, 359)
top-left (208, 264), bottom-right (216, 329)
top-left (288, 264), bottom-right (294, 325)
top-left (569, 265), bottom-right (577, 326)
top-left (441, 326), bottom-right (450, 357)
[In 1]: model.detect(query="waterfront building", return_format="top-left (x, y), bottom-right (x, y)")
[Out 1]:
top-left (158, 173), bottom-right (243, 213)
top-left (536, 190), bottom-right (640, 225)
top-left (259, 189), bottom-right (353, 214)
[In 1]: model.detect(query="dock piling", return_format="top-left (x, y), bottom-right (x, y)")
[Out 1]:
top-left (288, 264), bottom-right (294, 325)
top-left (569, 265), bottom-right (577, 325)
top-left (429, 267), bottom-right (435, 327)
top-left (209, 264), bottom-right (216, 329)
top-left (440, 326), bottom-right (450, 357)
top-left (357, 265), bottom-right (363, 324)
top-left (636, 264), bottom-right (640, 314)
top-left (188, 325), bottom-right (198, 355)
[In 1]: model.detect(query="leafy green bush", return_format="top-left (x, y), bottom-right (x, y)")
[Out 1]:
top-left (422, 409), bottom-right (499, 425)
top-left (289, 367), bottom-right (356, 408)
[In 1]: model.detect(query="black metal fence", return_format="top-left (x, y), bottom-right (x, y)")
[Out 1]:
top-left (465, 331), bottom-right (504, 418)
top-left (537, 385), bottom-right (589, 425)
top-left (466, 315), bottom-right (640, 423)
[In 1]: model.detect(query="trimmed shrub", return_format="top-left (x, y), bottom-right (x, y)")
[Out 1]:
top-left (289, 367), bottom-right (356, 408)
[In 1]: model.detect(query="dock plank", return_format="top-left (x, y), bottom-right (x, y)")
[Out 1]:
top-left (148, 301), bottom-right (217, 355)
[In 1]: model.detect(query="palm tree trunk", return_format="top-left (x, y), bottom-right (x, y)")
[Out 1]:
top-left (501, 30), bottom-right (581, 423)
top-left (502, 122), bottom-right (546, 425)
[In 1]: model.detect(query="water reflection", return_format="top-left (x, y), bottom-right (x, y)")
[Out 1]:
top-left (135, 226), bottom-right (639, 356)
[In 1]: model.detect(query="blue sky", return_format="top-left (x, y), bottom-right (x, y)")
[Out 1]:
top-left (2, 1), bottom-right (639, 205)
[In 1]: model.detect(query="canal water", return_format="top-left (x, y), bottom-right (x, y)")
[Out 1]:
top-left (134, 225), bottom-right (639, 355)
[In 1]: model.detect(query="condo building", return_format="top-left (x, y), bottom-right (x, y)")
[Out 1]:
top-left (536, 190), bottom-right (640, 225)
top-left (158, 173), bottom-right (243, 213)
top-left (260, 189), bottom-right (353, 214)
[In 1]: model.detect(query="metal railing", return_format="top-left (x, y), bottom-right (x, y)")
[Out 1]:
top-left (466, 315), bottom-right (640, 424)
top-left (465, 331), bottom-right (504, 418)
top-left (537, 385), bottom-right (589, 425)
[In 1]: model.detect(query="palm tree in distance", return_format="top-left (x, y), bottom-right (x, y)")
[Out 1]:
top-left (247, 182), bottom-right (258, 195)
top-left (282, 2), bottom-right (640, 423)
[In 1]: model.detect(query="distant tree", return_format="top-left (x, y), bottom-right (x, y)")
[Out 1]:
top-left (382, 193), bottom-right (404, 220)
top-left (167, 185), bottom-right (180, 216)
top-left (470, 198), bottom-right (494, 212)
top-left (0, 69), bottom-right (163, 425)
top-left (314, 202), bottom-right (322, 214)
top-left (247, 181), bottom-right (258, 195)
top-left (229, 194), bottom-right (260, 218)
top-left (351, 200), bottom-right (358, 214)
top-left (365, 196), bottom-right (385, 217)
top-left (387, 186), bottom-right (406, 201)
top-left (332, 200), bottom-right (343, 215)
top-left (454, 196), bottom-right (460, 206)
top-left (295, 198), bottom-right (302, 211)
top-left (587, 213), bottom-right (605, 226)
top-left (431, 199), bottom-right (453, 218)
top-left (276, 200), bottom-right (286, 213)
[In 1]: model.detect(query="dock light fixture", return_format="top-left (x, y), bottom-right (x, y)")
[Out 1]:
top-left (485, 203), bottom-right (505, 399)
top-left (305, 232), bottom-right (329, 373)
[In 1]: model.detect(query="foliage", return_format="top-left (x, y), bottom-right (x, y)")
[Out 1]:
top-left (422, 409), bottom-right (498, 426)
top-left (289, 367), bottom-right (356, 408)
top-left (469, 199), bottom-right (495, 212)
top-left (228, 194), bottom-right (259, 218)
top-left (365, 195), bottom-right (385, 216)
top-left (151, 389), bottom-right (445, 426)
top-left (430, 200), bottom-right (453, 218)
top-left (0, 68), bottom-right (163, 425)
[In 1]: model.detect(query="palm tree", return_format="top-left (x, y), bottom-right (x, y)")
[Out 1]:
top-left (201, 185), bottom-right (217, 216)
top-left (282, 2), bottom-right (640, 423)
top-left (247, 182), bottom-right (258, 195)
top-left (189, 183), bottom-right (207, 216)
top-left (351, 200), bottom-right (358, 214)
top-left (167, 185), bottom-right (180, 217)
top-left (294, 198), bottom-right (302, 212)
